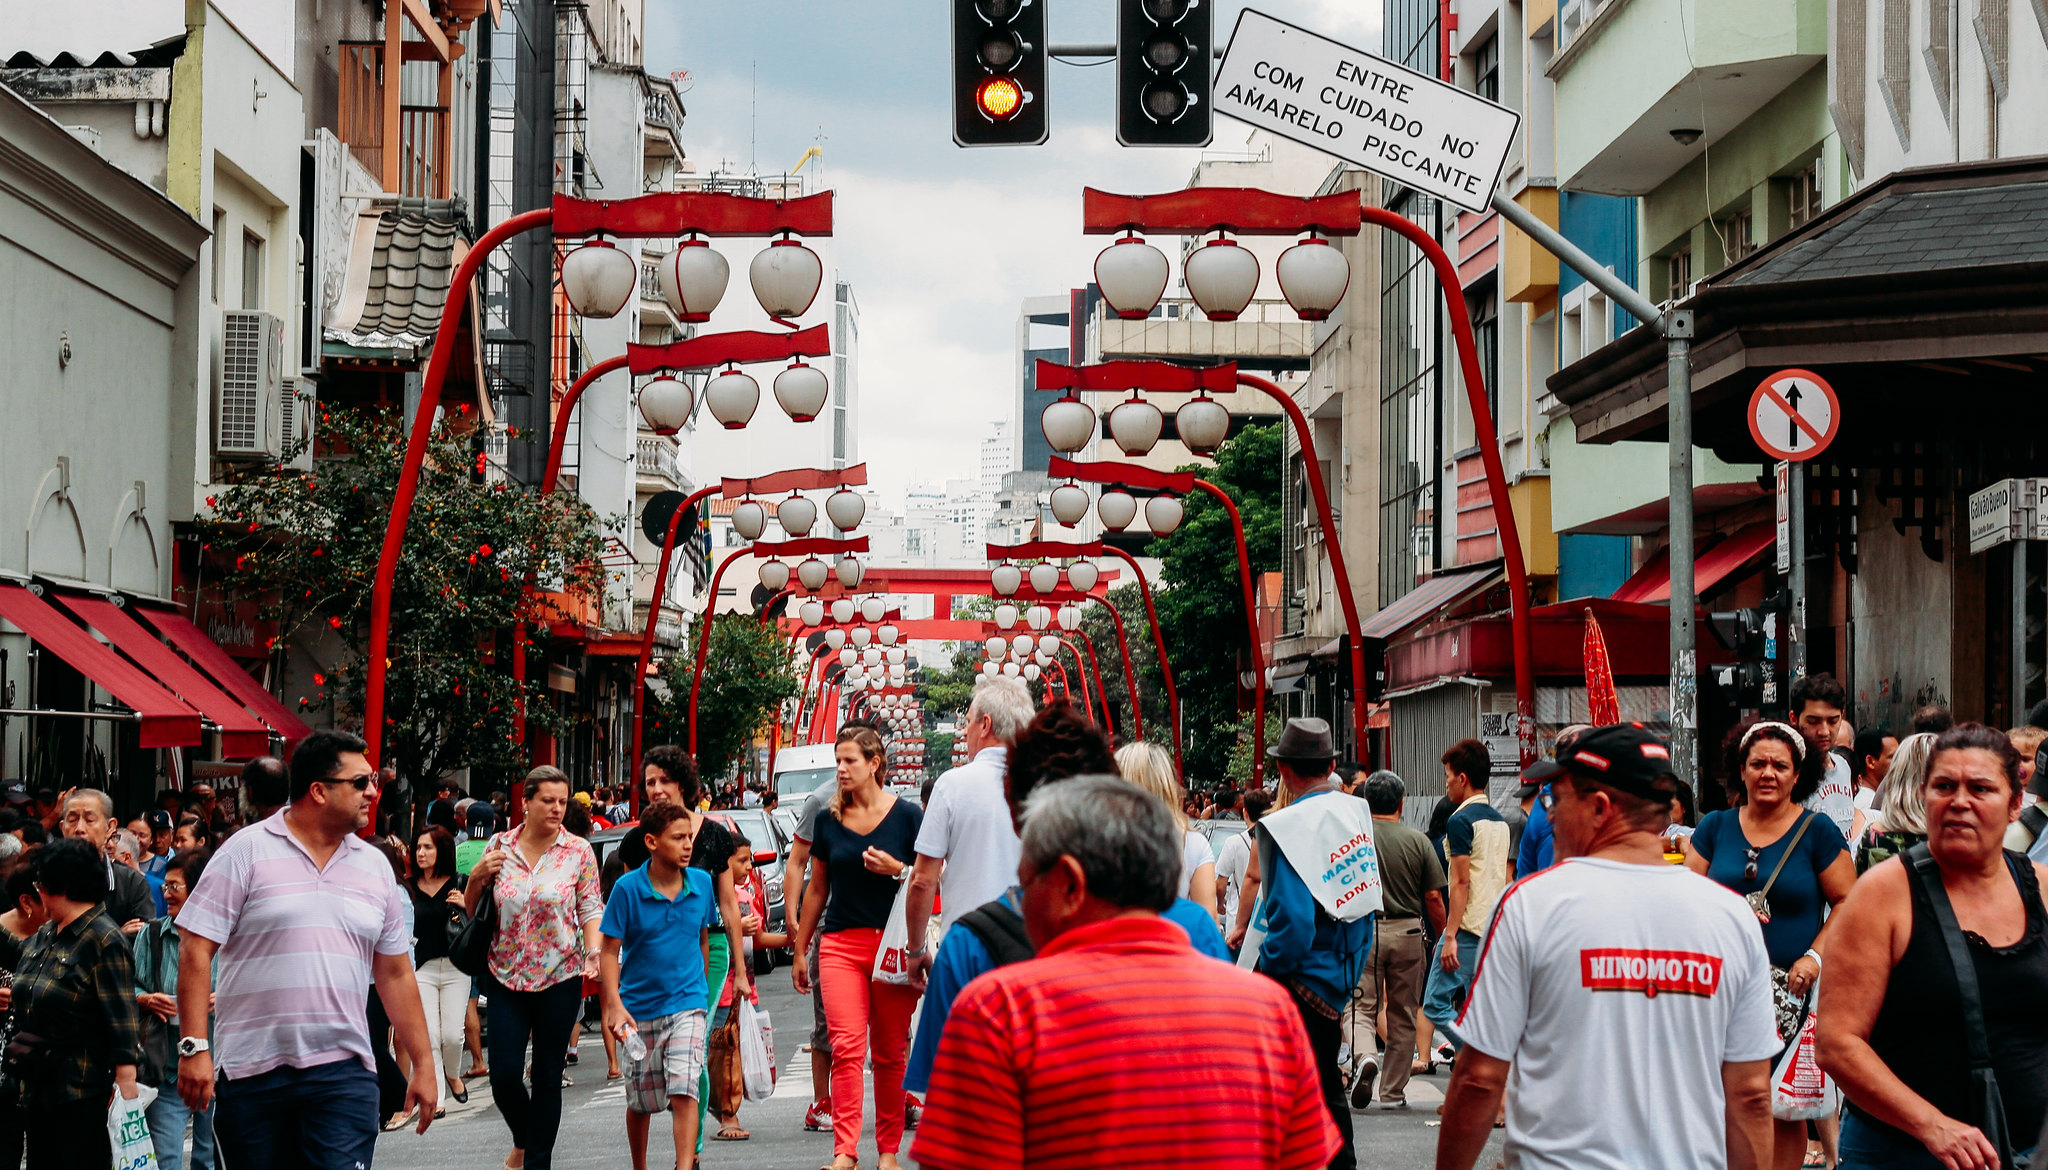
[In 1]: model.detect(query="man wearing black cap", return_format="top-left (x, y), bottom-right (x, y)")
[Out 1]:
top-left (1437, 725), bottom-right (1778, 1170)
top-left (1251, 717), bottom-right (1376, 1170)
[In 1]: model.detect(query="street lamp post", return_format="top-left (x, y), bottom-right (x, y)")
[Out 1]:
top-left (627, 483), bottom-right (721, 795)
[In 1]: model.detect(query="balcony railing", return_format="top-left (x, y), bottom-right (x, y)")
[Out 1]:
top-left (644, 90), bottom-right (683, 132)
top-left (637, 435), bottom-right (681, 484)
top-left (641, 257), bottom-right (664, 301)
top-left (336, 42), bottom-right (447, 198)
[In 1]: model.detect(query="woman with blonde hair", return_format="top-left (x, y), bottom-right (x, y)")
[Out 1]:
top-left (791, 726), bottom-right (924, 1170)
top-left (1857, 731), bottom-right (1937, 873)
top-left (1114, 741), bottom-right (1218, 915)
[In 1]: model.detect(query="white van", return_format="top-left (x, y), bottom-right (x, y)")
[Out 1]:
top-left (773, 743), bottom-right (839, 801)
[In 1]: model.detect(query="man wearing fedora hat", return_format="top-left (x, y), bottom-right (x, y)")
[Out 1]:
top-left (1251, 717), bottom-right (1377, 1170)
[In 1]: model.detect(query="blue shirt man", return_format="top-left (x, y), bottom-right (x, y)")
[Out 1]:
top-left (1517, 788), bottom-right (1555, 876)
top-left (601, 862), bottom-right (715, 1018)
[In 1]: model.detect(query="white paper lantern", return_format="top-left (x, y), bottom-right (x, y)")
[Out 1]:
top-left (878, 623), bottom-right (899, 646)
top-left (826, 489), bottom-right (866, 532)
top-left (658, 237), bottom-right (728, 323)
top-left (1002, 662), bottom-right (1022, 678)
top-left (837, 647), bottom-right (855, 666)
top-left (1011, 634), bottom-right (1034, 654)
top-left (860, 597), bottom-right (887, 623)
top-left (1049, 483), bottom-right (1090, 525)
top-left (1277, 236), bottom-right (1351, 321)
top-left (1176, 396), bottom-right (1231, 456)
top-left (731, 500), bottom-right (768, 542)
top-left (985, 636), bottom-right (1007, 657)
top-left (850, 626), bottom-right (873, 648)
top-left (1098, 490), bottom-right (1138, 531)
top-left (886, 648), bottom-right (907, 665)
top-left (991, 564), bottom-right (1022, 597)
top-left (888, 664), bottom-right (906, 682)
top-left (751, 238), bottom-right (824, 319)
top-left (774, 362), bottom-right (830, 423)
top-left (1183, 237), bottom-right (1260, 321)
top-left (1040, 397), bottom-right (1097, 454)
top-left (845, 668), bottom-right (866, 688)
top-left (777, 495), bottom-right (817, 537)
top-left (1027, 605), bottom-right (1052, 631)
top-left (836, 555), bottom-right (864, 588)
top-left (1058, 605), bottom-right (1081, 631)
top-left (1145, 494), bottom-right (1185, 536)
top-left (1094, 235), bottom-right (1169, 320)
top-left (831, 599), bottom-right (856, 624)
top-left (1033, 651), bottom-right (1052, 667)
top-left (796, 557), bottom-right (829, 590)
top-left (758, 561), bottom-right (789, 591)
top-left (994, 603), bottom-right (1019, 630)
top-left (705, 368), bottom-right (760, 430)
top-left (1023, 664), bottom-right (1041, 682)
top-left (1108, 397), bottom-right (1164, 456)
top-left (637, 376), bottom-right (695, 436)
top-left (561, 241), bottom-right (636, 318)
top-left (982, 662), bottom-right (1000, 678)
top-left (800, 599), bottom-right (825, 626)
top-left (862, 647), bottom-right (883, 667)
top-left (1067, 561), bottom-right (1100, 592)
top-left (1029, 562), bottom-right (1060, 595)
top-left (1038, 635), bottom-right (1061, 657)
top-left (825, 628), bottom-right (848, 651)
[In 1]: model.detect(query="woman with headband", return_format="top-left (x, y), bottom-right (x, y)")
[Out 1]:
top-left (1689, 717), bottom-right (1860, 1170)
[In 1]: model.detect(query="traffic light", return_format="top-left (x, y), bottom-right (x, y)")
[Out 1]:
top-left (1116, 0), bottom-right (1212, 146)
top-left (953, 0), bottom-right (1048, 146)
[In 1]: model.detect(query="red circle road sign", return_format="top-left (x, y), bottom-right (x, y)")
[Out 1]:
top-left (1747, 368), bottom-right (1840, 462)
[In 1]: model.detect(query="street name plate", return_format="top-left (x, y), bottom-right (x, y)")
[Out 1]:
top-left (1969, 478), bottom-right (2019, 554)
top-left (1214, 9), bottom-right (1520, 214)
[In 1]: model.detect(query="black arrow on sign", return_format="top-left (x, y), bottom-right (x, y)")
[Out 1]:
top-left (1783, 383), bottom-right (1803, 449)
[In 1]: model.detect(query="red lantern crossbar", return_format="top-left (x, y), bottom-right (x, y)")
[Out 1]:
top-left (987, 540), bottom-right (1101, 560)
top-left (626, 324), bottom-right (829, 376)
top-left (751, 536), bottom-right (870, 557)
top-left (1048, 456), bottom-right (1195, 495)
top-left (554, 190), bottom-right (833, 239)
top-left (721, 463), bottom-right (867, 498)
top-left (1083, 187), bottom-right (1362, 237)
top-left (1035, 359), bottom-right (1238, 394)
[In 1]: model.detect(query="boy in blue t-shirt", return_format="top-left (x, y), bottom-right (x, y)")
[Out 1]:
top-left (601, 801), bottom-right (716, 1170)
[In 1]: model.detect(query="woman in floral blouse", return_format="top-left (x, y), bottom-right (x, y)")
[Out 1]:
top-left (464, 766), bottom-right (602, 1170)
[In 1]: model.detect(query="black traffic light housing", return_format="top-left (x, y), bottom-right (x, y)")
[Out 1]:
top-left (953, 0), bottom-right (1048, 146)
top-left (1116, 0), bottom-right (1212, 146)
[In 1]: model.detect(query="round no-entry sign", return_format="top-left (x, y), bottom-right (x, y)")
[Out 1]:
top-left (1748, 368), bottom-right (1839, 462)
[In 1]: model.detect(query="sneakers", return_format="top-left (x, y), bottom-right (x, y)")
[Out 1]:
top-left (804, 1102), bottom-right (832, 1132)
top-left (1348, 1055), bottom-right (1379, 1109)
top-left (904, 1095), bottom-right (923, 1129)
top-left (1432, 1040), bottom-right (1457, 1067)
top-left (1377, 1099), bottom-right (1410, 1110)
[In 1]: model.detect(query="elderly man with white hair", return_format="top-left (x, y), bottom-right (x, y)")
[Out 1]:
top-left (904, 675), bottom-right (1037, 961)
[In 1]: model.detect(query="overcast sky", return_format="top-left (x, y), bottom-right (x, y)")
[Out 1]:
top-left (643, 1), bottom-right (1381, 504)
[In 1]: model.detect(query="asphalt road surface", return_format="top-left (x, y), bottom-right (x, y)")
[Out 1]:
top-left (374, 971), bottom-right (1505, 1169)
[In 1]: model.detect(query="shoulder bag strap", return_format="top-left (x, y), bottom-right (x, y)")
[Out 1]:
top-left (1755, 811), bottom-right (1816, 902)
top-left (1904, 843), bottom-right (1994, 1069)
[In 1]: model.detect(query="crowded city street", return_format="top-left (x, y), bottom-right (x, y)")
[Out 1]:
top-left (6, 0), bottom-right (2048, 1168)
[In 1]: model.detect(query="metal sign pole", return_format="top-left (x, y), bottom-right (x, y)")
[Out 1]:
top-left (1789, 459), bottom-right (1806, 685)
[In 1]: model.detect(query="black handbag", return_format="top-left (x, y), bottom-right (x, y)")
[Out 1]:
top-left (1906, 844), bottom-right (2017, 1170)
top-left (446, 881), bottom-right (498, 979)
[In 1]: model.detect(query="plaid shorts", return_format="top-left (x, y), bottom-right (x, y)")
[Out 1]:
top-left (625, 1009), bottom-right (709, 1114)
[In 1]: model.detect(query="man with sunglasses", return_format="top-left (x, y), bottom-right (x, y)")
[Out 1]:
top-left (172, 729), bottom-right (438, 1170)
top-left (1437, 725), bottom-right (1779, 1170)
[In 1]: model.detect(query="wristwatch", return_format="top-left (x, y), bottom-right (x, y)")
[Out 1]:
top-left (177, 1037), bottom-right (210, 1058)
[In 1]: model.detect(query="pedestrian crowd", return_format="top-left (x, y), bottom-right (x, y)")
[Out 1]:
top-left (3, 671), bottom-right (2045, 1170)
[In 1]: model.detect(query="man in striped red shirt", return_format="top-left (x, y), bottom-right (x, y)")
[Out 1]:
top-left (912, 775), bottom-right (1340, 1170)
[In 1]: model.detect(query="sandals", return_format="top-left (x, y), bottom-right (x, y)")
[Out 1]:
top-left (382, 1111), bottom-right (414, 1132)
top-left (712, 1122), bottom-right (750, 1141)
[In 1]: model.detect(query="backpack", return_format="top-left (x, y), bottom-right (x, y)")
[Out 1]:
top-left (2019, 804), bottom-right (2047, 849)
top-left (953, 901), bottom-right (1035, 968)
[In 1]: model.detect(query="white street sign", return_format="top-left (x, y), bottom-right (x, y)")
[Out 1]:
top-left (1775, 463), bottom-right (1790, 573)
top-left (1969, 477), bottom-right (2047, 554)
top-left (1213, 9), bottom-right (1521, 214)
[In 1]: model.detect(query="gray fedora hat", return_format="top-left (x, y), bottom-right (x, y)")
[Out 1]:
top-left (1267, 716), bottom-right (1336, 761)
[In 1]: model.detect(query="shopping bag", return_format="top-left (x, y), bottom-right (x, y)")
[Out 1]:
top-left (738, 999), bottom-right (776, 1102)
top-left (108, 1084), bottom-right (159, 1170)
top-left (1769, 1005), bottom-right (1840, 1121)
top-left (872, 882), bottom-right (915, 986)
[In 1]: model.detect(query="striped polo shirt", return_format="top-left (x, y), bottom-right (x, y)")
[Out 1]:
top-left (911, 915), bottom-right (1341, 1170)
top-left (178, 809), bottom-right (411, 1080)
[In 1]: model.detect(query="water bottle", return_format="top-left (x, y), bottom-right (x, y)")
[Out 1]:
top-left (622, 1026), bottom-right (647, 1064)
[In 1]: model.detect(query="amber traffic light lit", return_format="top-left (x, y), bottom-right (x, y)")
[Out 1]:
top-left (976, 76), bottom-right (1024, 119)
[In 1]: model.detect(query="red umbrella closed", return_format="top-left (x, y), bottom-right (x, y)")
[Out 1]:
top-left (1583, 608), bottom-right (1621, 726)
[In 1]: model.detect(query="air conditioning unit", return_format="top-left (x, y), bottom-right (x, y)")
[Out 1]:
top-left (216, 310), bottom-right (285, 459)
top-left (280, 379), bottom-right (316, 472)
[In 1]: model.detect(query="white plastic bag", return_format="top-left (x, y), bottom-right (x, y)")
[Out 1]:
top-left (738, 999), bottom-right (775, 1102)
top-left (1770, 1005), bottom-right (1840, 1121)
top-left (872, 881), bottom-right (915, 985)
top-left (109, 1084), bottom-right (159, 1170)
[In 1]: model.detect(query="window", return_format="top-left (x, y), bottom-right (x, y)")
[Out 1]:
top-left (1666, 247), bottom-right (1693, 300)
top-left (1473, 37), bottom-right (1500, 103)
top-left (211, 209), bottom-right (226, 303)
top-left (1379, 190), bottom-right (1443, 606)
top-left (1724, 207), bottom-right (1755, 262)
top-left (1788, 162), bottom-right (1824, 229)
top-left (1469, 289), bottom-right (1500, 418)
top-left (241, 230), bottom-right (264, 311)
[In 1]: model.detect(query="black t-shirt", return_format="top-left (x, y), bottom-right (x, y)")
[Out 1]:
top-left (407, 874), bottom-right (466, 965)
top-left (814, 797), bottom-right (922, 934)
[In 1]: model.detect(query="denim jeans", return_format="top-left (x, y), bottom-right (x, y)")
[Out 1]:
top-left (1420, 929), bottom-right (1482, 1051)
top-left (485, 975), bottom-right (583, 1170)
top-left (1838, 1112), bottom-right (2035, 1170)
top-left (146, 1086), bottom-right (217, 1170)
top-left (214, 1058), bottom-right (379, 1170)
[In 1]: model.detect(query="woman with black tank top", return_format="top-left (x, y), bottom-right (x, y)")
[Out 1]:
top-left (1819, 724), bottom-right (2048, 1170)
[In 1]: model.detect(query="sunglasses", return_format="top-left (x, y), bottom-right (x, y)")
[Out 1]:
top-left (1743, 847), bottom-right (1760, 882)
top-left (326, 774), bottom-right (376, 791)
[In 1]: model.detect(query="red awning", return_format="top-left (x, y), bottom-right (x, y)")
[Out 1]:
top-left (0, 583), bottom-right (202, 747)
top-left (1361, 567), bottom-right (1502, 641)
top-left (1611, 522), bottom-right (1777, 604)
top-left (130, 606), bottom-right (314, 744)
top-left (54, 595), bottom-right (275, 758)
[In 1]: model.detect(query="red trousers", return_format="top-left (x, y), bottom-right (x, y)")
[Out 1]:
top-left (818, 928), bottom-right (921, 1158)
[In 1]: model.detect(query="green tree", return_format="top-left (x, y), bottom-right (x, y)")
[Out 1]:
top-left (922, 730), bottom-right (956, 782)
top-left (205, 407), bottom-right (608, 802)
top-left (915, 645), bottom-right (986, 721)
top-left (653, 613), bottom-right (800, 783)
top-left (1076, 582), bottom-right (1171, 749)
top-left (1147, 422), bottom-right (1283, 785)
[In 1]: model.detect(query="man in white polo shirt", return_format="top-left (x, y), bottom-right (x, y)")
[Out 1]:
top-left (175, 729), bottom-right (437, 1170)
top-left (1438, 724), bottom-right (1779, 1170)
top-left (904, 675), bottom-right (1036, 960)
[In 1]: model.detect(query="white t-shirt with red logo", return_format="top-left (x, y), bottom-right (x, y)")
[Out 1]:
top-left (1456, 857), bottom-right (1780, 1170)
